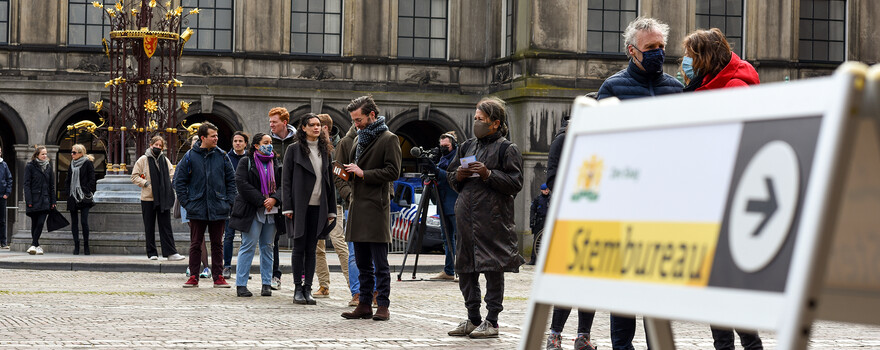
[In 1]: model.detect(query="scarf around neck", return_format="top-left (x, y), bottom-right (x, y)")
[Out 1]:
top-left (147, 150), bottom-right (175, 211)
top-left (254, 151), bottom-right (276, 197)
top-left (355, 116), bottom-right (388, 162)
top-left (70, 157), bottom-right (87, 201)
top-left (36, 158), bottom-right (49, 171)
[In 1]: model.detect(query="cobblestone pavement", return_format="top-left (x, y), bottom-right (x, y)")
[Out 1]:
top-left (0, 266), bottom-right (878, 349)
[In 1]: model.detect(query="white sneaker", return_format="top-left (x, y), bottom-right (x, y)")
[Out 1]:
top-left (35, 247), bottom-right (44, 255)
top-left (27, 246), bottom-right (37, 255)
top-left (149, 256), bottom-right (158, 260)
top-left (167, 253), bottom-right (185, 261)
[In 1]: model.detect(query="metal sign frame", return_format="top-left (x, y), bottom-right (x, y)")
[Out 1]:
top-left (520, 64), bottom-right (867, 350)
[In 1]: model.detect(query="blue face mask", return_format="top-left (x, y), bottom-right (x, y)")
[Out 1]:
top-left (259, 144), bottom-right (273, 155)
top-left (682, 56), bottom-right (697, 80)
top-left (634, 47), bottom-right (666, 75)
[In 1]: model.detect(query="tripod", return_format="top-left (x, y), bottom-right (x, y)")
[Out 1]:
top-left (397, 172), bottom-right (453, 281)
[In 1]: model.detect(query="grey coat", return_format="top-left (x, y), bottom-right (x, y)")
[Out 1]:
top-left (342, 130), bottom-right (401, 243)
top-left (447, 132), bottom-right (525, 273)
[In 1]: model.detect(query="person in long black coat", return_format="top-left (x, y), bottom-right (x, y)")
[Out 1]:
top-left (24, 146), bottom-right (56, 255)
top-left (228, 133), bottom-right (282, 298)
top-left (281, 114), bottom-right (337, 305)
top-left (67, 144), bottom-right (96, 255)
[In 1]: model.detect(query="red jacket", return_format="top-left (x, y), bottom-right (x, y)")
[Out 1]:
top-left (697, 52), bottom-right (760, 91)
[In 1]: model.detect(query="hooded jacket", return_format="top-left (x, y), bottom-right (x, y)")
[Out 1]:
top-left (270, 124), bottom-right (297, 167)
top-left (696, 52), bottom-right (760, 91)
top-left (447, 132), bottom-right (525, 273)
top-left (173, 141), bottom-right (237, 221)
top-left (598, 60), bottom-right (684, 100)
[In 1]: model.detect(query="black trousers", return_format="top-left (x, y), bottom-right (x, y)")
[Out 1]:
top-left (353, 241), bottom-right (391, 307)
top-left (0, 197), bottom-right (7, 246)
top-left (458, 271), bottom-right (504, 322)
top-left (30, 212), bottom-right (48, 247)
top-left (550, 307), bottom-right (595, 334)
top-left (273, 213), bottom-right (284, 279)
top-left (70, 206), bottom-right (90, 245)
top-left (141, 201), bottom-right (177, 257)
top-left (711, 327), bottom-right (763, 350)
top-left (292, 205), bottom-right (320, 288)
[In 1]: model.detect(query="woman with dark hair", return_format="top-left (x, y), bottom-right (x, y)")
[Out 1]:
top-left (132, 136), bottom-right (184, 261)
top-left (228, 133), bottom-right (281, 297)
top-left (680, 27), bottom-right (759, 92)
top-left (282, 113), bottom-right (337, 305)
top-left (68, 144), bottom-right (96, 255)
top-left (446, 97), bottom-right (524, 339)
top-left (24, 145), bottom-right (55, 255)
top-left (682, 28), bottom-right (763, 350)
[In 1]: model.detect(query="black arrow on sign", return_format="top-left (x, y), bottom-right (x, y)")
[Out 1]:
top-left (746, 177), bottom-right (778, 237)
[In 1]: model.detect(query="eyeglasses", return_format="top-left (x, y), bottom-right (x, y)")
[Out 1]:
top-left (70, 151), bottom-right (79, 154)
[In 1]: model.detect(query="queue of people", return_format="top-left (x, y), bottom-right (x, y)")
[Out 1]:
top-left (3, 15), bottom-right (765, 348)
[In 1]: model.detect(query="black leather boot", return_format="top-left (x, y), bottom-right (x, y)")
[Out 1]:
top-left (261, 284), bottom-right (272, 297)
top-left (303, 286), bottom-right (316, 305)
top-left (236, 286), bottom-right (252, 297)
top-left (83, 242), bottom-right (90, 255)
top-left (72, 243), bottom-right (80, 255)
top-left (293, 284), bottom-right (307, 304)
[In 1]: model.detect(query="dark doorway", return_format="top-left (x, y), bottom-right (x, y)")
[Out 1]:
top-left (55, 111), bottom-right (108, 201)
top-left (395, 120), bottom-right (446, 174)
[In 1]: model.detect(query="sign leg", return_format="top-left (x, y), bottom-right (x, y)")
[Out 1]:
top-left (520, 302), bottom-right (551, 350)
top-left (645, 318), bottom-right (676, 350)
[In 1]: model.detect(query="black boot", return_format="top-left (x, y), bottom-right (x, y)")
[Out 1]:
top-left (236, 286), bottom-right (252, 297)
top-left (83, 242), bottom-right (90, 255)
top-left (303, 285), bottom-right (316, 305)
top-left (261, 284), bottom-right (272, 297)
top-left (73, 243), bottom-right (80, 255)
top-left (293, 284), bottom-right (307, 304)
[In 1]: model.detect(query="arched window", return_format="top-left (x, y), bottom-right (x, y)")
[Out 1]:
top-left (56, 111), bottom-right (107, 200)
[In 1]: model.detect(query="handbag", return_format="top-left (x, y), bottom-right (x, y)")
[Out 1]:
top-left (47, 208), bottom-right (70, 232)
top-left (77, 193), bottom-right (95, 209)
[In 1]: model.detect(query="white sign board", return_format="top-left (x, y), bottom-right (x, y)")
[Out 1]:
top-left (521, 64), bottom-right (867, 350)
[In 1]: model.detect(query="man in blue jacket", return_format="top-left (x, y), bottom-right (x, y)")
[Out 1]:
top-left (174, 122), bottom-right (237, 288)
top-left (0, 146), bottom-right (11, 249)
top-left (429, 132), bottom-right (459, 281)
top-left (597, 17), bottom-right (683, 350)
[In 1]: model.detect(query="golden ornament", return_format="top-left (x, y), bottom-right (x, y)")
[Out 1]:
top-left (114, 2), bottom-right (122, 12)
top-left (144, 99), bottom-right (159, 113)
top-left (93, 100), bottom-right (104, 113)
top-left (189, 8), bottom-right (200, 15)
top-left (149, 0), bottom-right (157, 7)
top-left (92, 2), bottom-right (103, 9)
top-left (106, 8), bottom-right (116, 17)
top-left (180, 101), bottom-right (190, 114)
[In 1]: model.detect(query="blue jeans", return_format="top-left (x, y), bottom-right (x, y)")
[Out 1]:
top-left (223, 220), bottom-right (236, 268)
top-left (236, 219), bottom-right (275, 287)
top-left (441, 214), bottom-right (456, 275)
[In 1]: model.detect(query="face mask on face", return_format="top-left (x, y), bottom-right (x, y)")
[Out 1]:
top-left (259, 144), bottom-right (273, 155)
top-left (151, 147), bottom-right (162, 156)
top-left (473, 120), bottom-right (492, 139)
top-left (635, 47), bottom-right (666, 75)
top-left (682, 56), bottom-right (697, 80)
top-left (440, 146), bottom-right (452, 156)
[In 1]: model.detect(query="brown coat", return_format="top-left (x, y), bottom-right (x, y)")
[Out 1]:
top-left (447, 132), bottom-right (525, 273)
top-left (342, 130), bottom-right (401, 243)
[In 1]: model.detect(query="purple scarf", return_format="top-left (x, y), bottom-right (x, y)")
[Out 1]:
top-left (254, 151), bottom-right (276, 197)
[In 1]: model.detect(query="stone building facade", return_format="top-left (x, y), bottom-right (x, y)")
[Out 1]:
top-left (1, 0), bottom-right (878, 248)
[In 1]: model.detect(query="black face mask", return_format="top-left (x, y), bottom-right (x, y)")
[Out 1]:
top-left (151, 147), bottom-right (162, 156)
top-left (440, 146), bottom-right (453, 156)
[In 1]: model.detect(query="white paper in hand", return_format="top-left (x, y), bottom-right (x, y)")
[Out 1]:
top-left (460, 156), bottom-right (480, 177)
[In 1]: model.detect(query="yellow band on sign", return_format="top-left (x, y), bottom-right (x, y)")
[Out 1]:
top-left (543, 220), bottom-right (720, 286)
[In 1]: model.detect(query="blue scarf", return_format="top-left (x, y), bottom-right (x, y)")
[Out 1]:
top-left (355, 116), bottom-right (388, 162)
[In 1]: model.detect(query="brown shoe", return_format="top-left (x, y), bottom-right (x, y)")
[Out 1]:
top-left (429, 272), bottom-right (455, 280)
top-left (372, 306), bottom-right (390, 321)
top-left (313, 286), bottom-right (330, 298)
top-left (341, 303), bottom-right (373, 319)
top-left (348, 293), bottom-right (360, 307)
top-left (372, 291), bottom-right (378, 307)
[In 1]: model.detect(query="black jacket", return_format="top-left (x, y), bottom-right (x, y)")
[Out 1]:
top-left (545, 119), bottom-right (568, 191)
top-left (530, 193), bottom-right (550, 230)
top-left (229, 154), bottom-right (282, 233)
top-left (66, 159), bottom-right (96, 209)
top-left (281, 143), bottom-right (336, 240)
top-left (24, 160), bottom-right (56, 215)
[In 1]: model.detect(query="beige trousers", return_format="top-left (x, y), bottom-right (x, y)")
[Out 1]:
top-left (315, 204), bottom-right (350, 289)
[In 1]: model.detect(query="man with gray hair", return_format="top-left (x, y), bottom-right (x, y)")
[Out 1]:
top-left (596, 16), bottom-right (682, 350)
top-left (597, 16), bottom-right (683, 100)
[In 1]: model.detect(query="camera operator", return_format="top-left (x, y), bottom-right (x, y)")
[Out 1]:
top-left (427, 132), bottom-right (459, 281)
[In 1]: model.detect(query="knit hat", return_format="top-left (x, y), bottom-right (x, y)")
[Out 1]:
top-left (540, 183), bottom-right (548, 190)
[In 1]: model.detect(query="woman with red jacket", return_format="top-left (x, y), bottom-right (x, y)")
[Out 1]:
top-left (681, 28), bottom-right (764, 350)
top-left (681, 28), bottom-right (759, 92)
